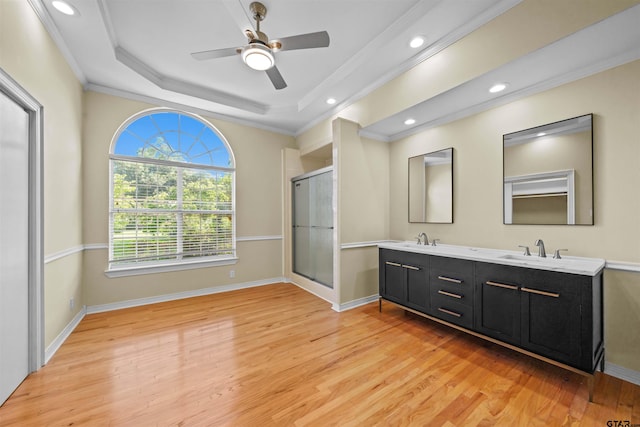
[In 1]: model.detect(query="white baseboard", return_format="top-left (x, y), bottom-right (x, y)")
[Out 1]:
top-left (286, 278), bottom-right (379, 312)
top-left (45, 306), bottom-right (87, 364)
top-left (332, 294), bottom-right (379, 312)
top-left (86, 277), bottom-right (286, 314)
top-left (605, 362), bottom-right (640, 386)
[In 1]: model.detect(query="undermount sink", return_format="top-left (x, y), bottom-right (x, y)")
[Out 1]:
top-left (497, 253), bottom-right (596, 268)
top-left (498, 254), bottom-right (550, 262)
top-left (378, 241), bottom-right (605, 276)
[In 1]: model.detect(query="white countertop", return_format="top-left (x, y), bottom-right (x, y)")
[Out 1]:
top-left (378, 241), bottom-right (605, 276)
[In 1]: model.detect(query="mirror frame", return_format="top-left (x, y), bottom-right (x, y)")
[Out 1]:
top-left (502, 113), bottom-right (594, 225)
top-left (408, 147), bottom-right (454, 224)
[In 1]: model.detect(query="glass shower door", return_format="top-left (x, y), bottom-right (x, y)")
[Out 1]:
top-left (292, 168), bottom-right (333, 288)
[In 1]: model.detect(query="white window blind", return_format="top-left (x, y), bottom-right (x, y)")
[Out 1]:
top-left (109, 111), bottom-right (235, 269)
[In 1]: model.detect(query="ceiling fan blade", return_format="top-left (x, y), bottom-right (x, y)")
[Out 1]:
top-left (275, 31), bottom-right (330, 51)
top-left (266, 66), bottom-right (287, 90)
top-left (191, 47), bottom-right (239, 61)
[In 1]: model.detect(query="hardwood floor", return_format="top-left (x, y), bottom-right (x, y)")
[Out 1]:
top-left (1, 283), bottom-right (638, 426)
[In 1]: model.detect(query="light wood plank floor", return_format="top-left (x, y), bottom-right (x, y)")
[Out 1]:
top-left (1, 283), bottom-right (638, 426)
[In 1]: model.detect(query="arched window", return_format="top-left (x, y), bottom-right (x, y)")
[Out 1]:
top-left (108, 109), bottom-right (235, 273)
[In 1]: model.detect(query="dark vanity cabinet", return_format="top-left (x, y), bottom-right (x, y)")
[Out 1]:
top-left (429, 256), bottom-right (474, 329)
top-left (379, 248), bottom-right (604, 375)
top-left (379, 248), bottom-right (429, 313)
top-left (475, 263), bottom-right (601, 372)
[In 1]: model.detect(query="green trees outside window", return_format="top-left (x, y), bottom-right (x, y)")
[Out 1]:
top-left (109, 110), bottom-right (235, 268)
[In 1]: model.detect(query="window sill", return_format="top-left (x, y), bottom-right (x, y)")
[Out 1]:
top-left (105, 257), bottom-right (238, 278)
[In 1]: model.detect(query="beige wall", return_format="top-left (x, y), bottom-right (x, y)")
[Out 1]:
top-left (335, 118), bottom-right (389, 304)
top-left (336, 119), bottom-right (389, 245)
top-left (605, 270), bottom-right (640, 373)
top-left (408, 155), bottom-right (425, 221)
top-left (1, 0), bottom-right (84, 347)
top-left (81, 91), bottom-right (296, 306)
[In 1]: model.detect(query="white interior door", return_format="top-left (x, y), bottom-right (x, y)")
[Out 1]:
top-left (0, 89), bottom-right (30, 405)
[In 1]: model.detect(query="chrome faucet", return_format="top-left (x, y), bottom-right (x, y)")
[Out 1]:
top-left (553, 249), bottom-right (568, 259)
top-left (534, 239), bottom-right (546, 257)
top-left (518, 245), bottom-right (531, 256)
top-left (417, 232), bottom-right (429, 246)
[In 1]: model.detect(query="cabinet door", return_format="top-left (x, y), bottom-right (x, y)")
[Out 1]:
top-left (379, 249), bottom-right (406, 304)
top-left (520, 269), bottom-right (582, 369)
top-left (475, 263), bottom-right (522, 346)
top-left (404, 252), bottom-right (429, 313)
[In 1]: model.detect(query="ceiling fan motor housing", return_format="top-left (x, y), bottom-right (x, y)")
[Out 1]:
top-left (250, 2), bottom-right (267, 22)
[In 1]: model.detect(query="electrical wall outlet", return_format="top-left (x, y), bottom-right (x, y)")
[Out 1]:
top-left (69, 298), bottom-right (75, 311)
top-left (229, 270), bottom-right (235, 278)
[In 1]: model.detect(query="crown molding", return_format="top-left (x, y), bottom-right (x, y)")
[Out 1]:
top-left (97, 0), bottom-right (270, 116)
top-left (357, 129), bottom-right (391, 143)
top-left (113, 47), bottom-right (269, 115)
top-left (84, 82), bottom-right (295, 136)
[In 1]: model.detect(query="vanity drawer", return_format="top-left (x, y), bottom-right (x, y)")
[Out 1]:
top-left (431, 284), bottom-right (471, 306)
top-left (429, 256), bottom-right (474, 296)
top-left (431, 294), bottom-right (473, 329)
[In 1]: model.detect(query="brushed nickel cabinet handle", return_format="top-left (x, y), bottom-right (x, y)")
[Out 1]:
top-left (438, 308), bottom-right (462, 318)
top-left (486, 280), bottom-right (518, 291)
top-left (521, 287), bottom-right (560, 298)
top-left (385, 261), bottom-right (401, 267)
top-left (437, 275), bottom-right (462, 284)
top-left (438, 290), bottom-right (463, 299)
top-left (402, 264), bottom-right (420, 271)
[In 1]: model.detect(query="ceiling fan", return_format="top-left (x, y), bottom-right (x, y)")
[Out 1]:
top-left (191, 2), bottom-right (330, 90)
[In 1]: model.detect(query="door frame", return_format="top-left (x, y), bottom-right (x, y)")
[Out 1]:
top-left (0, 67), bottom-right (44, 372)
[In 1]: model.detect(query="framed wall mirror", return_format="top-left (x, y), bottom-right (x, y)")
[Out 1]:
top-left (409, 147), bottom-right (453, 223)
top-left (503, 114), bottom-right (593, 225)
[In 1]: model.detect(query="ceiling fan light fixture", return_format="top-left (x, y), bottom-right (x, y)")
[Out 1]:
top-left (241, 43), bottom-right (274, 71)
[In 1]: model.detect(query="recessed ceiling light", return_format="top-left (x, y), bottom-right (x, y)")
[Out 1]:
top-left (52, 0), bottom-right (78, 16)
top-left (326, 98), bottom-right (336, 105)
top-left (404, 118), bottom-right (416, 126)
top-left (409, 36), bottom-right (425, 49)
top-left (489, 83), bottom-right (508, 93)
